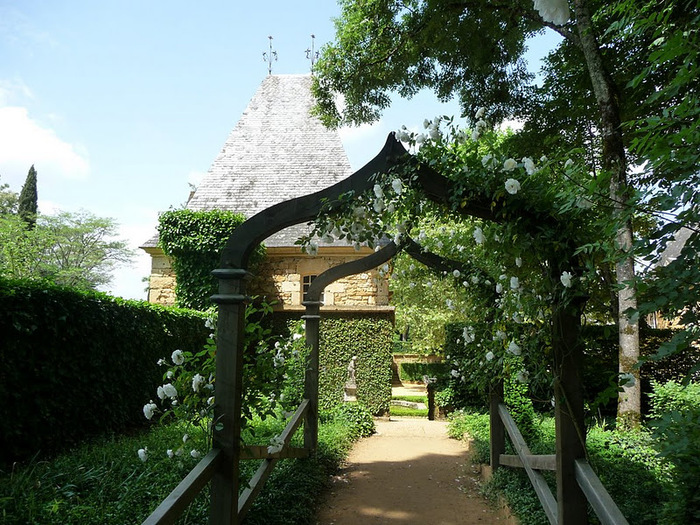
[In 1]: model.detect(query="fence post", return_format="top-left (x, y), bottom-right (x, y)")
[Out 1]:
top-left (302, 300), bottom-right (321, 453)
top-left (490, 380), bottom-right (505, 471)
top-left (552, 298), bottom-right (587, 525)
top-left (209, 269), bottom-right (249, 525)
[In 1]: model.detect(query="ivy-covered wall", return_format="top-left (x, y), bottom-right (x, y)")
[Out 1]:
top-left (0, 278), bottom-right (208, 465)
top-left (157, 209), bottom-right (264, 310)
top-left (273, 311), bottom-right (394, 415)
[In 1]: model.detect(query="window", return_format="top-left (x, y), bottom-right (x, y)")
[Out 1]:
top-left (302, 274), bottom-right (324, 303)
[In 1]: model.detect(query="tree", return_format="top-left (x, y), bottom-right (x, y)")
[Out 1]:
top-left (0, 209), bottom-right (133, 290)
top-left (17, 165), bottom-right (38, 229)
top-left (0, 176), bottom-right (18, 215)
top-left (311, 0), bottom-right (696, 427)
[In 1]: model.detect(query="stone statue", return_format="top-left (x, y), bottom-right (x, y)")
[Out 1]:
top-left (347, 356), bottom-right (357, 385)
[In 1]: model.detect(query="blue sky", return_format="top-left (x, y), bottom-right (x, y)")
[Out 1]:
top-left (0, 1), bottom-right (559, 301)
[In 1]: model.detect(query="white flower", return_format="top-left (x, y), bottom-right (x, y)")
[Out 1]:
top-left (450, 369), bottom-right (460, 378)
top-left (508, 341), bottom-right (522, 356)
top-left (560, 271), bottom-right (573, 288)
top-left (137, 448), bottom-right (148, 462)
top-left (171, 349), bottom-right (185, 365)
top-left (485, 351), bottom-right (495, 362)
top-left (453, 269), bottom-right (461, 278)
top-left (522, 157), bottom-right (536, 175)
top-left (391, 178), bottom-right (403, 196)
top-left (462, 326), bottom-right (475, 343)
top-left (423, 118), bottom-right (431, 129)
top-left (533, 0), bottom-right (570, 25)
top-left (192, 373), bottom-right (205, 393)
top-left (510, 276), bottom-right (520, 290)
top-left (190, 449), bottom-right (201, 459)
top-left (540, 155), bottom-right (548, 162)
top-left (273, 349), bottom-right (285, 367)
top-left (564, 158), bottom-right (574, 168)
top-left (475, 107), bottom-right (486, 119)
top-left (495, 330), bottom-right (507, 341)
top-left (516, 370), bottom-right (530, 383)
top-left (292, 333), bottom-right (303, 340)
top-left (515, 257), bottom-right (523, 267)
top-left (162, 383), bottom-right (178, 399)
top-left (166, 449), bottom-right (174, 458)
top-left (473, 227), bottom-right (485, 244)
top-left (373, 184), bottom-right (384, 198)
top-left (428, 125), bottom-right (440, 140)
top-left (157, 358), bottom-right (166, 366)
top-left (267, 435), bottom-right (285, 455)
top-left (143, 402), bottom-right (157, 420)
top-left (471, 275), bottom-right (480, 284)
top-left (505, 178), bottom-right (521, 194)
top-left (373, 198), bottom-right (385, 213)
top-left (416, 133), bottom-right (426, 144)
top-left (306, 241), bottom-right (318, 256)
top-left (157, 386), bottom-right (166, 400)
top-left (166, 370), bottom-right (174, 379)
top-left (207, 396), bottom-right (215, 406)
top-left (503, 158), bottom-right (518, 171)
top-left (446, 299), bottom-right (454, 309)
top-left (496, 283), bottom-right (503, 294)
top-left (205, 316), bottom-right (215, 330)
top-left (426, 281), bottom-right (433, 288)
top-left (182, 433), bottom-right (189, 443)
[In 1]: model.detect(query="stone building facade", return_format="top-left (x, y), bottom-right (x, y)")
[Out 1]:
top-left (141, 74), bottom-right (392, 316)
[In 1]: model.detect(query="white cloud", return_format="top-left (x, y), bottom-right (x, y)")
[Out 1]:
top-left (0, 106), bottom-right (90, 181)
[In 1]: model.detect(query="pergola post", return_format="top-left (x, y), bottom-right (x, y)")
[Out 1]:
top-left (489, 380), bottom-right (505, 471)
top-left (302, 300), bottom-right (322, 453)
top-left (209, 268), bottom-right (250, 525)
top-left (552, 297), bottom-right (587, 525)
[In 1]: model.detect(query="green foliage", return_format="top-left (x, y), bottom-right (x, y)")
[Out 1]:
top-left (323, 403), bottom-right (375, 439)
top-left (398, 362), bottom-right (448, 382)
top-left (157, 209), bottom-right (265, 310)
top-left (0, 277), bottom-right (208, 466)
top-left (648, 380), bottom-right (700, 524)
top-left (0, 409), bottom-right (367, 525)
top-left (17, 165), bottom-right (37, 229)
top-left (449, 411), bottom-right (671, 525)
top-left (0, 210), bottom-right (132, 290)
top-left (318, 316), bottom-right (393, 415)
top-left (0, 175), bottom-right (18, 215)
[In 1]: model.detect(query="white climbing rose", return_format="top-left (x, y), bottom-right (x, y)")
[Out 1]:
top-left (533, 0), bottom-right (570, 26)
top-left (505, 178), bottom-right (521, 195)
top-left (560, 271), bottom-right (573, 288)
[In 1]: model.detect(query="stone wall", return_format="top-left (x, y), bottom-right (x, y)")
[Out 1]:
top-left (143, 246), bottom-right (390, 309)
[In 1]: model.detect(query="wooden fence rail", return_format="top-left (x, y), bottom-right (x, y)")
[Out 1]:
top-left (142, 399), bottom-right (310, 525)
top-left (491, 401), bottom-right (629, 525)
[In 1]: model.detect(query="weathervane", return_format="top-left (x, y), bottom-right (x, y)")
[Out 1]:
top-left (262, 36), bottom-right (278, 75)
top-left (305, 34), bottom-right (319, 70)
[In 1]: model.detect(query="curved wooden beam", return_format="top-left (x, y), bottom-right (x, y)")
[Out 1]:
top-left (221, 134), bottom-right (408, 269)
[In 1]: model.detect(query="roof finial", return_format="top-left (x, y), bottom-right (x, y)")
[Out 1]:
top-left (305, 34), bottom-right (319, 71)
top-left (262, 35), bottom-right (278, 75)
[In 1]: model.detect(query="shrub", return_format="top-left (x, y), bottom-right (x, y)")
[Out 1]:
top-left (0, 277), bottom-right (208, 465)
top-left (398, 361), bottom-right (449, 382)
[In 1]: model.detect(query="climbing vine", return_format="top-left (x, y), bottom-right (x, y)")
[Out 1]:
top-left (157, 209), bottom-right (265, 310)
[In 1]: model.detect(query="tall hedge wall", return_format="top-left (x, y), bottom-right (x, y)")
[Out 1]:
top-left (319, 316), bottom-right (393, 415)
top-left (272, 312), bottom-right (394, 415)
top-left (0, 278), bottom-right (208, 465)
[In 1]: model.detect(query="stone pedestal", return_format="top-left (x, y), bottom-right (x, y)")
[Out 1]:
top-left (343, 381), bottom-right (357, 402)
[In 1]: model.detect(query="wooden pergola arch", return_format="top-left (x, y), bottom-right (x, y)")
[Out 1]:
top-left (145, 134), bottom-right (627, 525)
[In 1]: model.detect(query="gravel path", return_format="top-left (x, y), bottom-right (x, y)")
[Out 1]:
top-left (315, 417), bottom-right (513, 524)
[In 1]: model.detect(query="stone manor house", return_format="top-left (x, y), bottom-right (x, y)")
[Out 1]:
top-left (141, 74), bottom-right (393, 319)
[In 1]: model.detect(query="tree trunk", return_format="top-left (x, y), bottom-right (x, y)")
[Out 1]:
top-left (572, 0), bottom-right (641, 427)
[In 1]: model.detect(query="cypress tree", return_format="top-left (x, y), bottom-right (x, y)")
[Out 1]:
top-left (18, 165), bottom-right (38, 229)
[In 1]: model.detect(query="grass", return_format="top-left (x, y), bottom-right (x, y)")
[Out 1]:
top-left (0, 410), bottom-right (367, 525)
top-left (390, 394), bottom-right (429, 417)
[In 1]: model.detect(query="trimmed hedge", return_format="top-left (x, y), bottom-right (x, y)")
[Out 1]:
top-left (318, 316), bottom-right (393, 415)
top-left (0, 278), bottom-right (208, 465)
top-left (399, 362), bottom-right (449, 382)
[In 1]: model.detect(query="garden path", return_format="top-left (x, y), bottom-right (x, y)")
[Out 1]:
top-left (315, 415), bottom-right (514, 524)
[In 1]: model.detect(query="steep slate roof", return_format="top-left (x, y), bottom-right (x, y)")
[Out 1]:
top-left (186, 74), bottom-right (352, 247)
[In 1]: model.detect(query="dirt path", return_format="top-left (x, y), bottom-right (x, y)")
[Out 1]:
top-left (315, 417), bottom-right (512, 525)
